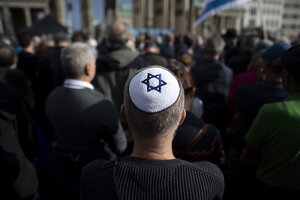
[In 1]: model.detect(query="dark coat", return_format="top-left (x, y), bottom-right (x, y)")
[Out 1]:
top-left (93, 47), bottom-right (148, 110)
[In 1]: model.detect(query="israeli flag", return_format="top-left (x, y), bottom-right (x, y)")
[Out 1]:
top-left (193, 0), bottom-right (251, 27)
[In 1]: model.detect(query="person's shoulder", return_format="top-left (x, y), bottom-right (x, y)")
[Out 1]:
top-left (186, 161), bottom-right (224, 182)
top-left (4, 68), bottom-right (24, 76)
top-left (237, 83), bottom-right (259, 96)
top-left (81, 159), bottom-right (108, 176)
top-left (220, 63), bottom-right (232, 74)
top-left (80, 159), bottom-right (109, 186)
top-left (259, 100), bottom-right (286, 116)
top-left (46, 86), bottom-right (66, 101)
top-left (86, 89), bottom-right (115, 103)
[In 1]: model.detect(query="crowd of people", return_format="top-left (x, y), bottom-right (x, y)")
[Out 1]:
top-left (1, 21), bottom-right (300, 200)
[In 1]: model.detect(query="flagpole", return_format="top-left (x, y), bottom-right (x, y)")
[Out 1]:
top-left (258, 0), bottom-right (267, 39)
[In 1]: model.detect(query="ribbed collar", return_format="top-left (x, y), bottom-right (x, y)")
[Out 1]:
top-left (121, 156), bottom-right (185, 167)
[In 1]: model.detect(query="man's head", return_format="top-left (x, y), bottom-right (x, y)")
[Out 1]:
top-left (258, 42), bottom-right (291, 81)
top-left (163, 32), bottom-right (174, 46)
top-left (222, 29), bottom-right (238, 48)
top-left (18, 30), bottom-right (33, 48)
top-left (108, 22), bottom-right (129, 46)
top-left (281, 44), bottom-right (300, 92)
top-left (143, 41), bottom-right (160, 54)
top-left (54, 32), bottom-right (70, 47)
top-left (0, 44), bottom-right (16, 68)
top-left (203, 36), bottom-right (225, 59)
top-left (61, 42), bottom-right (95, 81)
top-left (122, 66), bottom-right (185, 141)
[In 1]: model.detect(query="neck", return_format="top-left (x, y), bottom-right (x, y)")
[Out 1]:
top-left (203, 54), bottom-right (219, 60)
top-left (73, 76), bottom-right (91, 83)
top-left (265, 77), bottom-right (282, 83)
top-left (57, 41), bottom-right (70, 48)
top-left (24, 46), bottom-right (34, 53)
top-left (131, 134), bottom-right (175, 160)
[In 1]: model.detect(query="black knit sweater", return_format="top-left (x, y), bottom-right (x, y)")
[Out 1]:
top-left (80, 156), bottom-right (224, 200)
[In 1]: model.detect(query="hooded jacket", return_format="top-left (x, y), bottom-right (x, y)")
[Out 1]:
top-left (93, 47), bottom-right (148, 110)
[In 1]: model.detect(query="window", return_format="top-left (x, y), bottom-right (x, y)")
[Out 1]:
top-left (250, 19), bottom-right (255, 27)
top-left (250, 7), bottom-right (257, 15)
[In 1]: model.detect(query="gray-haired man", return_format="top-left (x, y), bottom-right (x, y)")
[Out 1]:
top-left (80, 66), bottom-right (224, 200)
top-left (45, 42), bottom-right (127, 200)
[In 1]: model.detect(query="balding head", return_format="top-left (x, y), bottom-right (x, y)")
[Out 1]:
top-left (0, 44), bottom-right (16, 68)
top-left (108, 22), bottom-right (129, 46)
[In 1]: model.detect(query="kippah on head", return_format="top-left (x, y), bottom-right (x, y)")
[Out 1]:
top-left (129, 66), bottom-right (181, 113)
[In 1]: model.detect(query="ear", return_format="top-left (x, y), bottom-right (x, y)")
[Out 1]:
top-left (179, 109), bottom-right (186, 126)
top-left (120, 104), bottom-right (127, 123)
top-left (84, 64), bottom-right (90, 76)
top-left (85, 61), bottom-right (95, 76)
top-left (192, 87), bottom-right (196, 97)
top-left (10, 57), bottom-right (18, 69)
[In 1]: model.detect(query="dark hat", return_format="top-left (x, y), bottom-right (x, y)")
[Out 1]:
top-left (260, 42), bottom-right (291, 63)
top-left (223, 29), bottom-right (237, 39)
top-left (281, 44), bottom-right (300, 73)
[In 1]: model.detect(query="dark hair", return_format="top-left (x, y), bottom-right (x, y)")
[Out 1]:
top-left (0, 44), bottom-right (16, 68)
top-left (18, 30), bottom-right (32, 48)
top-left (172, 69), bottom-right (195, 95)
top-left (281, 44), bottom-right (300, 84)
top-left (163, 32), bottom-right (174, 44)
top-left (176, 54), bottom-right (192, 66)
top-left (167, 59), bottom-right (186, 72)
top-left (54, 32), bottom-right (70, 45)
top-left (144, 41), bottom-right (158, 50)
top-left (184, 34), bottom-right (194, 48)
top-left (269, 59), bottom-right (282, 75)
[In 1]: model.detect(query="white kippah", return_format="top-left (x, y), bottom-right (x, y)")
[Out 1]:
top-left (129, 66), bottom-right (181, 113)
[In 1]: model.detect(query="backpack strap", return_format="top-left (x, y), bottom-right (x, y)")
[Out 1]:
top-left (101, 159), bottom-right (120, 200)
top-left (175, 123), bottom-right (209, 158)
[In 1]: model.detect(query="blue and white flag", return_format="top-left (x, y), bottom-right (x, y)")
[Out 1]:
top-left (193, 0), bottom-right (251, 27)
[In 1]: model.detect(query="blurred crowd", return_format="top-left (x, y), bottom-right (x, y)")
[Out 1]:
top-left (1, 22), bottom-right (300, 200)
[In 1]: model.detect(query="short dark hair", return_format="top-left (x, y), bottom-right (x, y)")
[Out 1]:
top-left (164, 32), bottom-right (174, 44)
top-left (72, 31), bottom-right (89, 42)
top-left (144, 41), bottom-right (158, 51)
top-left (281, 44), bottom-right (300, 84)
top-left (54, 32), bottom-right (70, 45)
top-left (269, 59), bottom-right (282, 76)
top-left (184, 34), bottom-right (194, 48)
top-left (0, 44), bottom-right (16, 68)
top-left (18, 30), bottom-right (33, 48)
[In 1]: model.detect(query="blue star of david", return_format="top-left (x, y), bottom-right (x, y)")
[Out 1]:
top-left (141, 73), bottom-right (167, 93)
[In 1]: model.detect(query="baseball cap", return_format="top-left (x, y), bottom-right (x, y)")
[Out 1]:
top-left (260, 42), bottom-right (291, 63)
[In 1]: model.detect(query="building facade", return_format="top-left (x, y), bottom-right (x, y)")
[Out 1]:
top-left (281, 0), bottom-right (300, 40)
top-left (242, 0), bottom-right (284, 35)
top-left (132, 0), bottom-right (245, 36)
top-left (0, 0), bottom-right (49, 36)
